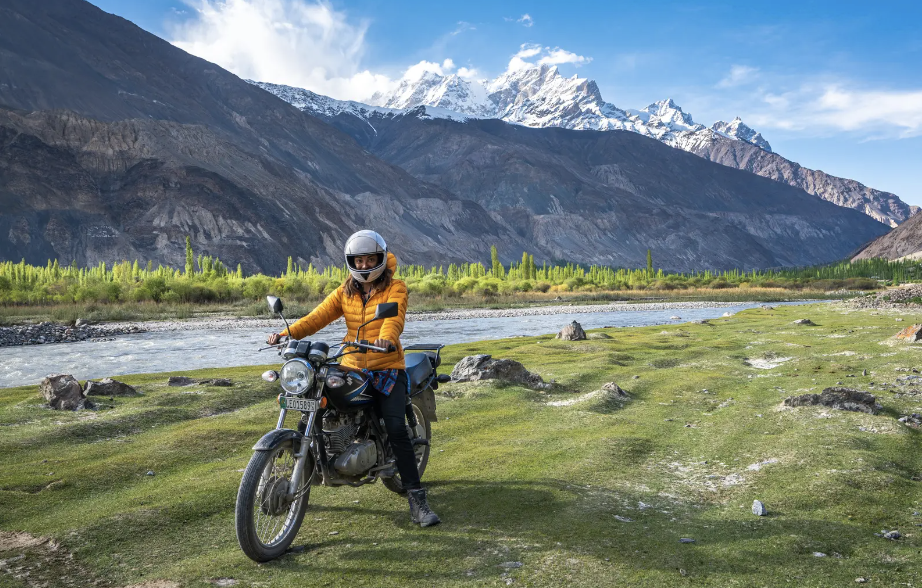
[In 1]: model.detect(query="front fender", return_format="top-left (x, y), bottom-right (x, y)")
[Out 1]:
top-left (252, 428), bottom-right (303, 451)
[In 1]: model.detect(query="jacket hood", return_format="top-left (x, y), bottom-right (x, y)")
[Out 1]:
top-left (386, 251), bottom-right (397, 272)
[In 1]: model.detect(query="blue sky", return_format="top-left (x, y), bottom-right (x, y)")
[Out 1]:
top-left (91, 0), bottom-right (922, 205)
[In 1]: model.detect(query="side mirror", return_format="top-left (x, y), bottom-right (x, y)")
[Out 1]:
top-left (374, 302), bottom-right (398, 319)
top-left (267, 295), bottom-right (284, 315)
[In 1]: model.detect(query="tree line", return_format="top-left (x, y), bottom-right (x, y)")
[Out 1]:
top-left (0, 242), bottom-right (909, 306)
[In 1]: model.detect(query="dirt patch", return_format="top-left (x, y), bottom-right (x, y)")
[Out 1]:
top-left (745, 356), bottom-right (792, 369)
top-left (0, 531), bottom-right (51, 551)
top-left (0, 530), bottom-right (154, 588)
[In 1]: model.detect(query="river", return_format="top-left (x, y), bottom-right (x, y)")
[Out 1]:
top-left (0, 301), bottom-right (822, 388)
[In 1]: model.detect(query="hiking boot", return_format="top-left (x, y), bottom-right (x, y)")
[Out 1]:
top-left (407, 488), bottom-right (441, 527)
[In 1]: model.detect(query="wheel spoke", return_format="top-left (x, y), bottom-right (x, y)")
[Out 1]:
top-left (250, 446), bottom-right (307, 547)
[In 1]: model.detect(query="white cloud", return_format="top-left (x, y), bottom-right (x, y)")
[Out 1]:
top-left (717, 65), bottom-right (759, 88)
top-left (506, 43), bottom-right (591, 72)
top-left (169, 1), bottom-right (590, 102)
top-left (538, 47), bottom-right (591, 67)
top-left (402, 60), bottom-right (451, 81)
top-left (169, 0), bottom-right (393, 101)
top-left (518, 14), bottom-right (534, 27)
top-left (457, 67), bottom-right (480, 79)
top-left (737, 82), bottom-right (922, 139)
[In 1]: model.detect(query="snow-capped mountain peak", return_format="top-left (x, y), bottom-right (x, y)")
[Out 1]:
top-left (256, 65), bottom-right (776, 152)
top-left (638, 99), bottom-right (706, 133)
top-left (712, 117), bottom-right (772, 153)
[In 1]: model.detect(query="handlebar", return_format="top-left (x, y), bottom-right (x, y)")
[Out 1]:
top-left (345, 341), bottom-right (397, 354)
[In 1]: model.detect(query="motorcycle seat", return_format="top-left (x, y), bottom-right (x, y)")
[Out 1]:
top-left (405, 352), bottom-right (433, 391)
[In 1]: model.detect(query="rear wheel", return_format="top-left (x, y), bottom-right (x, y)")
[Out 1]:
top-left (235, 442), bottom-right (313, 562)
top-left (383, 402), bottom-right (431, 494)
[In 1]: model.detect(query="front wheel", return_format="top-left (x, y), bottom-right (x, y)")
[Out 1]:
top-left (235, 442), bottom-right (313, 562)
top-left (383, 401), bottom-right (431, 494)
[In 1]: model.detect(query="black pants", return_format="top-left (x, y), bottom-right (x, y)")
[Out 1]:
top-left (374, 370), bottom-right (421, 490)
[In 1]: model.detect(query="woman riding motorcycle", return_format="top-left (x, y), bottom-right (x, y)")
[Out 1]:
top-left (265, 230), bottom-right (440, 527)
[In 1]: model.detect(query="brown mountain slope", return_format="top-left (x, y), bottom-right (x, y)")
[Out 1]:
top-left (852, 212), bottom-right (922, 261)
top-left (689, 136), bottom-right (916, 228)
top-left (0, 0), bottom-right (532, 271)
top-left (312, 110), bottom-right (890, 271)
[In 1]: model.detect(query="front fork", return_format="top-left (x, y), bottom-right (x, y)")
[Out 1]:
top-left (276, 407), bottom-right (318, 500)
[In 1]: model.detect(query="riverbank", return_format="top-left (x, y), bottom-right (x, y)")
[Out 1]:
top-left (1, 304), bottom-right (920, 587)
top-left (0, 299), bottom-right (806, 346)
top-left (0, 287), bottom-right (857, 327)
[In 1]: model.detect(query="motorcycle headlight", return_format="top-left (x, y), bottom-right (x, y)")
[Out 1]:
top-left (280, 359), bottom-right (315, 395)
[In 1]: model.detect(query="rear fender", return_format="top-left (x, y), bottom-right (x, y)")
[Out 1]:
top-left (412, 387), bottom-right (438, 423)
top-left (252, 428), bottom-right (303, 451)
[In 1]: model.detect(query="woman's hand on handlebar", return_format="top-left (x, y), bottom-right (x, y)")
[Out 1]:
top-left (266, 333), bottom-right (285, 345)
top-left (373, 338), bottom-right (396, 353)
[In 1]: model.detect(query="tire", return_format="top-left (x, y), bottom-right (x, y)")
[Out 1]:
top-left (235, 442), bottom-right (313, 562)
top-left (383, 401), bottom-right (431, 495)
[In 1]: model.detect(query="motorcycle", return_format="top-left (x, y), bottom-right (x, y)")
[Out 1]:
top-left (234, 295), bottom-right (450, 562)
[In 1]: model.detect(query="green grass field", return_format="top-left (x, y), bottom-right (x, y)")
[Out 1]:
top-left (1, 303), bottom-right (920, 587)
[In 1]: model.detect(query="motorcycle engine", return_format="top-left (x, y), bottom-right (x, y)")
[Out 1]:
top-left (333, 441), bottom-right (377, 476)
top-left (322, 412), bottom-right (358, 455)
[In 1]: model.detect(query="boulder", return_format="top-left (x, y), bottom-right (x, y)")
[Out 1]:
top-left (601, 382), bottom-right (630, 399)
top-left (168, 376), bottom-right (197, 386)
top-left (556, 321), bottom-right (587, 341)
top-left (752, 500), bottom-right (767, 516)
top-left (84, 378), bottom-right (139, 396)
top-left (40, 374), bottom-right (91, 410)
top-left (782, 387), bottom-right (881, 414)
top-left (202, 378), bottom-right (233, 387)
top-left (895, 324), bottom-right (922, 342)
top-left (792, 319), bottom-right (816, 325)
top-left (449, 355), bottom-right (550, 390)
top-left (168, 376), bottom-right (232, 387)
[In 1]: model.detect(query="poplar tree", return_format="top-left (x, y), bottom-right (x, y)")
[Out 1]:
top-left (185, 236), bottom-right (194, 276)
top-left (491, 245), bottom-right (504, 278)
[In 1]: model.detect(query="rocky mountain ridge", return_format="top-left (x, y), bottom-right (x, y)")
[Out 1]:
top-left (256, 65), bottom-right (915, 227)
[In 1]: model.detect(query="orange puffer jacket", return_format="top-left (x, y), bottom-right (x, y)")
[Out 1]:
top-left (280, 252), bottom-right (407, 371)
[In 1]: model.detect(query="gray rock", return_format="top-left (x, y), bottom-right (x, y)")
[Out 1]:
top-left (146, 470), bottom-right (155, 476)
top-left (202, 378), bottom-right (233, 387)
top-left (168, 376), bottom-right (198, 387)
top-left (84, 378), bottom-right (139, 396)
top-left (792, 318), bottom-right (816, 325)
top-left (783, 387), bottom-right (881, 414)
top-left (40, 374), bottom-right (89, 410)
top-left (449, 355), bottom-right (550, 390)
top-left (679, 538), bottom-right (696, 544)
top-left (601, 382), bottom-right (630, 399)
top-left (752, 500), bottom-right (767, 516)
top-left (556, 321), bottom-right (587, 341)
top-left (883, 530), bottom-right (901, 540)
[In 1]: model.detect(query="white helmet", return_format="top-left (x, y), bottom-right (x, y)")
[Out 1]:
top-left (344, 230), bottom-right (388, 283)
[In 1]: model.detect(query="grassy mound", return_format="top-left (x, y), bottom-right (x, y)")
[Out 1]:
top-left (1, 303), bottom-right (921, 587)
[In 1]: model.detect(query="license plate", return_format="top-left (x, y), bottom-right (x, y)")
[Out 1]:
top-left (280, 397), bottom-right (319, 412)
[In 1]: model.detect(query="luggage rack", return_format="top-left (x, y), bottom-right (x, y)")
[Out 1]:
top-left (404, 343), bottom-right (445, 368)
